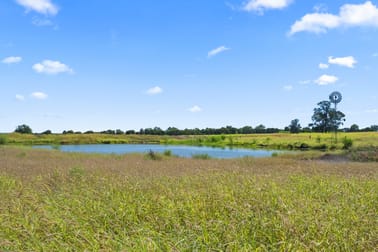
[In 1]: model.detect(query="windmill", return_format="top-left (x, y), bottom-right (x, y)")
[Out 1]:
top-left (329, 91), bottom-right (342, 143)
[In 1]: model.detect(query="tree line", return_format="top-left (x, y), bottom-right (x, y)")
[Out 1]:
top-left (13, 100), bottom-right (378, 135)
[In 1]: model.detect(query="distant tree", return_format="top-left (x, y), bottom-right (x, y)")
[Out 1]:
top-left (84, 130), bottom-right (94, 134)
top-left (166, 127), bottom-right (180, 136)
top-left (115, 129), bottom-right (124, 135)
top-left (15, 124), bottom-right (32, 134)
top-left (302, 127), bottom-right (312, 133)
top-left (41, 130), bottom-right (52, 135)
top-left (126, 130), bottom-right (136, 135)
top-left (63, 130), bottom-right (74, 134)
top-left (240, 126), bottom-right (254, 134)
top-left (349, 124), bottom-right (359, 132)
top-left (255, 124), bottom-right (266, 134)
top-left (371, 125), bottom-right (378, 131)
top-left (311, 101), bottom-right (345, 132)
top-left (288, 119), bottom-right (301, 134)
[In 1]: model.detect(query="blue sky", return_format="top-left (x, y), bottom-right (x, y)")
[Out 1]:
top-left (1, 0), bottom-right (377, 133)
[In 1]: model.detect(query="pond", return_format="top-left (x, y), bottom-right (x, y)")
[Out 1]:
top-left (33, 144), bottom-right (280, 159)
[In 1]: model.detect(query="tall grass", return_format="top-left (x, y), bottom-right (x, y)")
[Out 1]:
top-left (0, 147), bottom-right (377, 250)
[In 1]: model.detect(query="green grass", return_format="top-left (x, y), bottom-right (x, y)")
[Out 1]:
top-left (2, 132), bottom-right (378, 151)
top-left (0, 147), bottom-right (377, 250)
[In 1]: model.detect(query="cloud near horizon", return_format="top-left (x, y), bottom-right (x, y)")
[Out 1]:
top-left (208, 46), bottom-right (230, 58)
top-left (33, 60), bottom-right (73, 74)
top-left (289, 1), bottom-right (378, 35)
top-left (16, 0), bottom-right (58, 15)
top-left (146, 86), bottom-right (163, 95)
top-left (2, 56), bottom-right (22, 64)
top-left (315, 74), bottom-right (339, 85)
top-left (243, 0), bottom-right (293, 13)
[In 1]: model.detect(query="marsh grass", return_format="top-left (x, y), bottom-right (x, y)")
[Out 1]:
top-left (0, 147), bottom-right (377, 251)
top-left (3, 132), bottom-right (378, 151)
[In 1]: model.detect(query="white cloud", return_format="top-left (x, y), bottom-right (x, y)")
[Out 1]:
top-left (2, 56), bottom-right (22, 64)
top-left (243, 0), bottom-right (293, 13)
top-left (314, 74), bottom-right (339, 85)
top-left (146, 86), bottom-right (163, 95)
top-left (283, 85), bottom-right (293, 91)
top-left (15, 94), bottom-right (25, 101)
top-left (373, 53), bottom-right (378, 57)
top-left (328, 56), bottom-right (357, 68)
top-left (208, 46), bottom-right (230, 58)
top-left (31, 92), bottom-right (48, 100)
top-left (188, 105), bottom-right (202, 113)
top-left (289, 1), bottom-right (378, 35)
top-left (319, 63), bottom-right (329, 69)
top-left (16, 0), bottom-right (58, 15)
top-left (33, 60), bottom-right (73, 74)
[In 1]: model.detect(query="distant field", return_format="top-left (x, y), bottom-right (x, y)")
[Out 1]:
top-left (0, 146), bottom-right (377, 250)
top-left (1, 132), bottom-right (378, 150)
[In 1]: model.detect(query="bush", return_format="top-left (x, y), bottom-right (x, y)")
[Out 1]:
top-left (342, 137), bottom-right (353, 150)
top-left (145, 150), bottom-right (162, 160)
top-left (192, 153), bottom-right (211, 160)
top-left (0, 136), bottom-right (7, 145)
top-left (163, 150), bottom-right (172, 157)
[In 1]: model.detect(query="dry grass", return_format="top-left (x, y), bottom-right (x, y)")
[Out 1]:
top-left (0, 146), bottom-right (377, 251)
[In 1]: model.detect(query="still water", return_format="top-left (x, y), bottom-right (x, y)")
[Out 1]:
top-left (33, 144), bottom-right (279, 159)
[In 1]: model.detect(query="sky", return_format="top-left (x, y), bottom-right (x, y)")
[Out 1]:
top-left (1, 0), bottom-right (377, 133)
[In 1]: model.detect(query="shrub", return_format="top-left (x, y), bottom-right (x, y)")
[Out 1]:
top-left (342, 137), bottom-right (353, 150)
top-left (0, 136), bottom-right (7, 145)
top-left (145, 150), bottom-right (162, 160)
top-left (163, 150), bottom-right (172, 157)
top-left (192, 153), bottom-right (211, 160)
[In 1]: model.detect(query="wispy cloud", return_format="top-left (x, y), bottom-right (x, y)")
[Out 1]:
top-left (328, 56), bottom-right (357, 68)
top-left (31, 92), bottom-right (48, 100)
top-left (319, 63), bottom-right (329, 69)
top-left (283, 85), bottom-right (293, 91)
top-left (146, 86), bottom-right (163, 95)
top-left (33, 60), bottom-right (73, 75)
top-left (2, 56), bottom-right (22, 64)
top-left (315, 74), bottom-right (338, 85)
top-left (299, 80), bottom-right (311, 85)
top-left (243, 0), bottom-right (293, 13)
top-left (32, 16), bottom-right (54, 26)
top-left (373, 53), bottom-right (378, 57)
top-left (16, 0), bottom-right (58, 15)
top-left (289, 1), bottom-right (378, 35)
top-left (188, 105), bottom-right (202, 113)
top-left (208, 46), bottom-right (230, 58)
top-left (15, 94), bottom-right (25, 101)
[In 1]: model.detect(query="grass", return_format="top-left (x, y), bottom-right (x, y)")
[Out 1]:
top-left (0, 146), bottom-right (377, 250)
top-left (1, 131), bottom-right (378, 151)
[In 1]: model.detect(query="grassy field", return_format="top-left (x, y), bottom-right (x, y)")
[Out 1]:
top-left (0, 146), bottom-right (377, 251)
top-left (1, 131), bottom-right (378, 151)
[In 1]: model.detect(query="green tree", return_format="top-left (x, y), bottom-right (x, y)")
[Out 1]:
top-left (289, 119), bottom-right (301, 133)
top-left (311, 101), bottom-right (345, 133)
top-left (15, 124), bottom-right (33, 134)
top-left (349, 124), bottom-right (359, 132)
